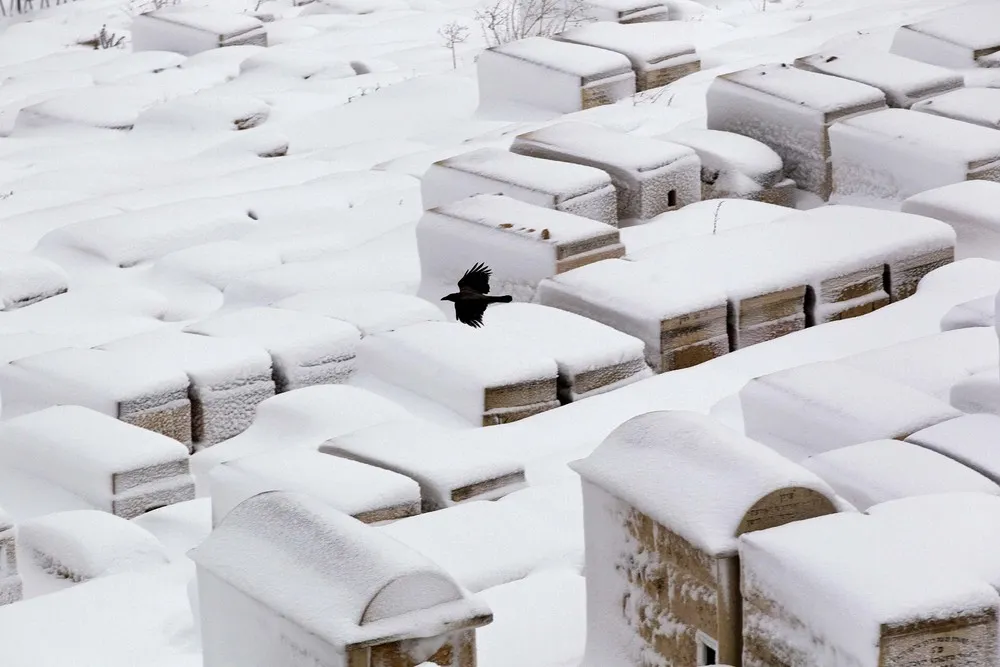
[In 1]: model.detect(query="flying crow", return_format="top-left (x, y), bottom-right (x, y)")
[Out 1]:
top-left (441, 262), bottom-right (512, 328)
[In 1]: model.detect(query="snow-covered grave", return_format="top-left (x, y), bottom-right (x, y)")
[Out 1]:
top-left (535, 258), bottom-right (729, 373)
top-left (660, 128), bottom-right (795, 207)
top-left (275, 290), bottom-right (445, 336)
top-left (619, 200), bottom-right (792, 251)
top-left (553, 22), bottom-right (698, 92)
top-left (890, 3), bottom-right (1000, 69)
top-left (189, 385), bottom-right (411, 491)
top-left (905, 414), bottom-right (1000, 485)
top-left (570, 411), bottom-right (840, 666)
top-left (942, 295), bottom-right (996, 331)
top-left (0, 406), bottom-right (194, 519)
top-left (950, 367), bottom-right (1000, 416)
top-left (376, 482), bottom-right (583, 593)
top-left (802, 439), bottom-right (1000, 511)
top-left (911, 87), bottom-right (1000, 130)
top-left (238, 44), bottom-right (356, 81)
top-left (36, 199), bottom-right (257, 270)
top-left (416, 194), bottom-right (624, 303)
top-left (902, 180), bottom-right (1000, 260)
top-left (0, 253), bottom-right (68, 311)
top-left (320, 419), bottom-right (527, 511)
top-left (830, 108), bottom-right (1000, 204)
top-left (706, 63), bottom-right (887, 199)
top-left (740, 512), bottom-right (1000, 667)
top-left (16, 510), bottom-right (169, 596)
top-left (184, 306), bottom-right (361, 393)
top-left (208, 448), bottom-right (421, 526)
top-left (739, 361), bottom-right (963, 462)
top-left (131, 9), bottom-right (268, 56)
top-left (421, 148), bottom-right (618, 225)
top-left (359, 321), bottom-right (560, 426)
top-left (132, 91), bottom-right (272, 133)
top-left (839, 327), bottom-right (998, 401)
top-left (189, 491), bottom-right (492, 667)
top-left (476, 36), bottom-right (636, 114)
top-left (578, 0), bottom-right (669, 24)
top-left (0, 507), bottom-right (21, 606)
top-left (509, 122), bottom-right (701, 220)
top-left (99, 331), bottom-right (276, 450)
top-left (793, 50), bottom-right (963, 109)
top-left (0, 347), bottom-right (193, 444)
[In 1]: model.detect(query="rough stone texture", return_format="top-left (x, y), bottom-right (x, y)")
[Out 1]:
top-left (482, 377), bottom-right (560, 426)
top-left (353, 501), bottom-right (422, 525)
top-left (729, 286), bottom-right (807, 350)
top-left (564, 357), bottom-right (651, 401)
top-left (119, 394), bottom-right (193, 447)
top-left (807, 264), bottom-right (891, 326)
top-left (275, 355), bottom-right (356, 393)
top-left (887, 246), bottom-right (955, 301)
top-left (0, 528), bottom-right (22, 607)
top-left (581, 72), bottom-right (638, 110)
top-left (111, 476), bottom-right (196, 520)
top-left (366, 628), bottom-right (479, 667)
top-left (639, 59), bottom-right (701, 91)
top-left (192, 380), bottom-right (276, 449)
top-left (735, 488), bottom-right (838, 536)
top-left (661, 305), bottom-right (730, 372)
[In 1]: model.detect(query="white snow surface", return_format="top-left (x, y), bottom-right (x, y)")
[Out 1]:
top-left (572, 410), bottom-right (840, 556)
top-left (911, 87), bottom-right (1000, 130)
top-left (486, 37), bottom-right (633, 79)
top-left (902, 180), bottom-right (1000, 260)
top-left (0, 252), bottom-right (68, 310)
top-left (802, 439), bottom-right (1000, 511)
top-left (941, 295), bottom-right (996, 331)
top-left (555, 21), bottom-right (696, 65)
top-left (275, 290), bottom-right (445, 336)
top-left (716, 62), bottom-right (886, 113)
top-left (906, 414), bottom-right (1000, 483)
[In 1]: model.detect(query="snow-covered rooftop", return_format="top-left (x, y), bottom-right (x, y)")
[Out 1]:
top-left (717, 63), bottom-right (886, 113)
top-left (555, 22), bottom-right (695, 65)
top-left (911, 87), bottom-right (1000, 129)
top-left (902, 4), bottom-right (1000, 50)
top-left (488, 37), bottom-right (633, 80)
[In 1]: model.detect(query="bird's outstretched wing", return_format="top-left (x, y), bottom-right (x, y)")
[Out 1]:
top-left (454, 300), bottom-right (487, 328)
top-left (457, 262), bottom-right (491, 295)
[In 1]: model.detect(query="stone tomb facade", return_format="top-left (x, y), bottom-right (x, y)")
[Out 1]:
top-left (890, 4), bottom-right (1000, 69)
top-left (580, 0), bottom-right (670, 24)
top-left (707, 63), bottom-right (886, 199)
top-left (131, 9), bottom-right (268, 56)
top-left (570, 411), bottom-right (839, 667)
top-left (190, 491), bottom-right (492, 667)
top-left (510, 121), bottom-right (701, 220)
top-left (0, 508), bottom-right (21, 606)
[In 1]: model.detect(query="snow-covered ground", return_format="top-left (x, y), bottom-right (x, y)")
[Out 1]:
top-left (0, 0), bottom-right (998, 664)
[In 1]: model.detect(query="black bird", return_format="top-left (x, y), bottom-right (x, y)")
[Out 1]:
top-left (441, 262), bottom-right (512, 328)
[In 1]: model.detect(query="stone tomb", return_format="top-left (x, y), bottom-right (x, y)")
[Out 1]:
top-left (0, 406), bottom-right (195, 519)
top-left (890, 4), bottom-right (1000, 69)
top-left (510, 121), bottom-right (701, 220)
top-left (0, 347), bottom-right (192, 445)
top-left (477, 37), bottom-right (636, 114)
top-left (906, 414), bottom-right (1000, 485)
top-left (321, 419), bottom-right (527, 511)
top-left (570, 411), bottom-right (839, 666)
top-left (707, 63), bottom-right (886, 199)
top-left (421, 148), bottom-right (619, 225)
top-left (554, 22), bottom-right (698, 91)
top-left (131, 9), bottom-right (268, 56)
top-left (911, 88), bottom-right (1000, 131)
top-left (793, 50), bottom-right (963, 109)
top-left (535, 258), bottom-right (730, 373)
top-left (0, 508), bottom-right (21, 606)
top-left (416, 194), bottom-right (624, 304)
top-left (580, 0), bottom-right (670, 24)
top-left (189, 491), bottom-right (492, 667)
top-left (208, 448), bottom-right (422, 526)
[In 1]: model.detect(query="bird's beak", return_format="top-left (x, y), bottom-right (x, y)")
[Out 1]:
top-left (440, 296), bottom-right (448, 301)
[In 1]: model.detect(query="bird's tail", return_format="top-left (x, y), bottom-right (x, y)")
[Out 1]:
top-left (490, 295), bottom-right (513, 303)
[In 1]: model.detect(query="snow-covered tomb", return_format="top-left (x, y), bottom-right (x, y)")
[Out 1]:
top-left (190, 491), bottom-right (492, 667)
top-left (911, 88), bottom-right (1000, 130)
top-left (830, 108), bottom-right (1000, 203)
top-left (0, 508), bottom-right (21, 606)
top-left (185, 306), bottom-right (361, 393)
top-left (739, 361), bottom-right (963, 462)
top-left (477, 37), bottom-right (636, 114)
top-left (421, 148), bottom-right (618, 225)
top-left (890, 4), bottom-right (1000, 69)
top-left (131, 9), bottom-right (268, 56)
top-left (793, 50), bottom-right (963, 109)
top-left (0, 347), bottom-right (192, 444)
top-left (276, 290), bottom-right (446, 336)
top-left (941, 295), bottom-right (995, 331)
top-left (101, 331), bottom-right (276, 450)
top-left (359, 321), bottom-right (560, 427)
top-left (707, 63), bottom-right (886, 199)
top-left (571, 411), bottom-right (839, 667)
top-left (0, 252), bottom-right (68, 311)
top-left (209, 448), bottom-right (421, 526)
top-left (536, 258), bottom-right (729, 372)
top-left (510, 122), bottom-right (701, 220)
top-left (554, 22), bottom-right (698, 91)
top-left (482, 302), bottom-right (652, 401)
top-left (321, 419), bottom-right (527, 511)
top-left (0, 406), bottom-right (194, 519)
top-left (579, 0), bottom-right (670, 24)
top-left (906, 414), bottom-right (1000, 485)
top-left (741, 512), bottom-right (1000, 667)
top-left (902, 180), bottom-right (1000, 261)
top-left (662, 128), bottom-right (795, 207)
top-left (416, 194), bottom-right (624, 303)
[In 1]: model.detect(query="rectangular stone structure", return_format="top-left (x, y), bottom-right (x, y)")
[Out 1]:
top-left (0, 405), bottom-right (195, 519)
top-left (555, 22), bottom-right (699, 92)
top-left (0, 510), bottom-right (21, 606)
top-left (911, 88), bottom-right (1000, 131)
top-left (890, 4), bottom-right (1000, 69)
top-left (535, 258), bottom-right (730, 373)
top-left (131, 9), bottom-right (267, 56)
top-left (806, 263), bottom-right (890, 325)
top-left (510, 121), bottom-right (701, 220)
top-left (707, 63), bottom-right (887, 199)
top-left (477, 36), bottom-right (636, 114)
top-left (581, 0), bottom-right (670, 24)
top-left (421, 147), bottom-right (619, 225)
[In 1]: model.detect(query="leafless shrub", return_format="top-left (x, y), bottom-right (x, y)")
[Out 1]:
top-left (438, 20), bottom-right (470, 69)
top-left (475, 0), bottom-right (593, 47)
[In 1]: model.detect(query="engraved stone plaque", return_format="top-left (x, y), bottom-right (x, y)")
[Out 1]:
top-left (879, 613), bottom-right (997, 667)
top-left (736, 487), bottom-right (837, 536)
